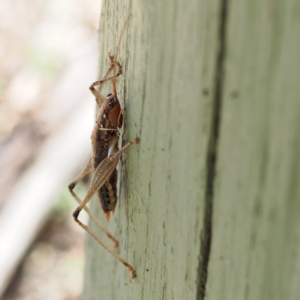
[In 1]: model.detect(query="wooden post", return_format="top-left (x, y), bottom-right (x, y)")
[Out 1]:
top-left (82, 1), bottom-right (300, 299)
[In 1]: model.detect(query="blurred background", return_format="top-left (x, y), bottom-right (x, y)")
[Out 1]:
top-left (0, 0), bottom-right (102, 299)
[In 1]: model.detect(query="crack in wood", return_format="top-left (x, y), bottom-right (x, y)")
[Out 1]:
top-left (197, 0), bottom-right (228, 299)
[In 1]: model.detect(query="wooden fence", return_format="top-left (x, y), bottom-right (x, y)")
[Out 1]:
top-left (81, 1), bottom-right (300, 299)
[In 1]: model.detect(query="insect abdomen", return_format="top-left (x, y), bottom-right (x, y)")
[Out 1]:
top-left (98, 169), bottom-right (118, 221)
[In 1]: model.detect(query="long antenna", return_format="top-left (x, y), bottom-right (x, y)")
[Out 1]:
top-left (115, 14), bottom-right (131, 63)
top-left (112, 14), bottom-right (131, 92)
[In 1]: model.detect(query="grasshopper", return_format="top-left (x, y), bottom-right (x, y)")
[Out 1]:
top-left (68, 16), bottom-right (138, 282)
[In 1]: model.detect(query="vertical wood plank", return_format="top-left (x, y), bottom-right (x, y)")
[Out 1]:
top-left (206, 1), bottom-right (300, 299)
top-left (81, 0), bottom-right (221, 299)
top-left (80, 0), bottom-right (300, 299)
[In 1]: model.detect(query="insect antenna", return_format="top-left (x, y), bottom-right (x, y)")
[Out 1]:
top-left (114, 14), bottom-right (131, 64)
top-left (111, 14), bottom-right (131, 93)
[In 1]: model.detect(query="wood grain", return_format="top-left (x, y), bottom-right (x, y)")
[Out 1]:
top-left (82, 0), bottom-right (300, 299)
top-left (206, 1), bottom-right (300, 299)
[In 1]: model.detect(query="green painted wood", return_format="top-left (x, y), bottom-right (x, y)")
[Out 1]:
top-left (206, 1), bottom-right (300, 300)
top-left (81, 0), bottom-right (300, 299)
top-left (81, 0), bottom-right (221, 299)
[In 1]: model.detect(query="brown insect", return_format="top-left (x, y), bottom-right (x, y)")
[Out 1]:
top-left (68, 16), bottom-right (138, 282)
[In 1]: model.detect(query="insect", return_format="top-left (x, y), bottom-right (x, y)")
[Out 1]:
top-left (68, 16), bottom-right (139, 282)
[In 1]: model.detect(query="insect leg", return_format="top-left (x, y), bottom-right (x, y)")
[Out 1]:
top-left (109, 137), bottom-right (140, 160)
top-left (72, 137), bottom-right (139, 281)
top-left (89, 53), bottom-right (117, 106)
top-left (89, 61), bottom-right (122, 96)
top-left (74, 137), bottom-right (139, 216)
top-left (73, 154), bottom-right (120, 216)
top-left (72, 153), bottom-right (137, 281)
top-left (69, 157), bottom-right (118, 248)
top-left (68, 157), bottom-right (92, 190)
top-left (73, 215), bottom-right (136, 282)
